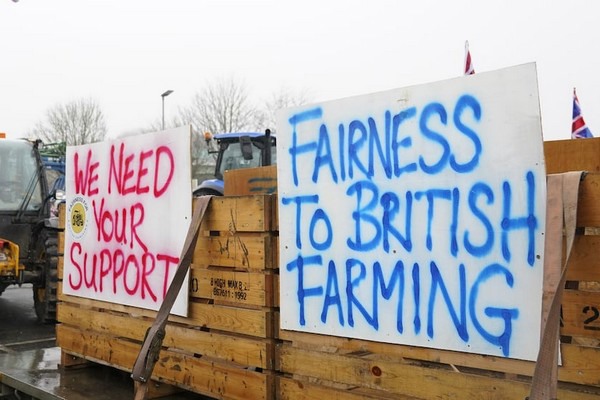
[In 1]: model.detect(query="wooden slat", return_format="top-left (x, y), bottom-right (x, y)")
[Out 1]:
top-left (58, 202), bottom-right (66, 229)
top-left (193, 233), bottom-right (275, 270)
top-left (278, 329), bottom-right (600, 387)
top-left (181, 300), bottom-right (275, 339)
top-left (274, 270), bottom-right (280, 309)
top-left (202, 195), bottom-right (274, 232)
top-left (224, 165), bottom-right (277, 196)
top-left (190, 268), bottom-right (275, 307)
top-left (559, 343), bottom-right (600, 386)
top-left (57, 231), bottom-right (65, 255)
top-left (566, 234), bottom-right (600, 281)
top-left (272, 193), bottom-right (279, 233)
top-left (277, 345), bottom-right (598, 400)
top-left (278, 328), bottom-right (532, 374)
top-left (57, 302), bottom-right (274, 369)
top-left (57, 325), bottom-right (273, 400)
top-left (544, 137), bottom-right (600, 174)
top-left (278, 376), bottom-right (404, 400)
top-left (272, 235), bottom-right (279, 269)
top-left (562, 289), bottom-right (600, 339)
top-left (57, 256), bottom-right (64, 280)
top-left (577, 173), bottom-right (600, 227)
top-left (58, 288), bottom-right (275, 338)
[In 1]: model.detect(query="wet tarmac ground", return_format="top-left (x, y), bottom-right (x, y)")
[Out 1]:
top-left (0, 347), bottom-right (207, 400)
top-left (0, 285), bottom-right (209, 399)
top-left (0, 284), bottom-right (56, 354)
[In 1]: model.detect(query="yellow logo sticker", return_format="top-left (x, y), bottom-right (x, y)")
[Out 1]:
top-left (67, 196), bottom-right (89, 239)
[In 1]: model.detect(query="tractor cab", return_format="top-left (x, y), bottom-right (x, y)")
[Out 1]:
top-left (0, 138), bottom-right (62, 322)
top-left (193, 130), bottom-right (276, 196)
top-left (0, 139), bottom-right (45, 213)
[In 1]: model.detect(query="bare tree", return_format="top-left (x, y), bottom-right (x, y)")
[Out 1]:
top-left (179, 77), bottom-right (258, 135)
top-left (261, 86), bottom-right (312, 132)
top-left (31, 98), bottom-right (107, 145)
top-left (173, 77), bottom-right (263, 187)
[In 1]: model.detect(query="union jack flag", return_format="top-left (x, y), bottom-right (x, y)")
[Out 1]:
top-left (572, 88), bottom-right (594, 139)
top-left (464, 41), bottom-right (475, 75)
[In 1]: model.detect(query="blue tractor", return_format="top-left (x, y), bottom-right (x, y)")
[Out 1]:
top-left (193, 129), bottom-right (276, 196)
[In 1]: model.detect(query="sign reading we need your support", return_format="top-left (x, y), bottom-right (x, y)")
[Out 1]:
top-left (277, 63), bottom-right (546, 361)
top-left (63, 127), bottom-right (192, 316)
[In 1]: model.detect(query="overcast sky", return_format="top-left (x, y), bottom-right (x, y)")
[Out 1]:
top-left (1, 0), bottom-right (599, 141)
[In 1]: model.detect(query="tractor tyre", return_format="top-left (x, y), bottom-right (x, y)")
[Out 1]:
top-left (193, 188), bottom-right (222, 197)
top-left (33, 236), bottom-right (59, 323)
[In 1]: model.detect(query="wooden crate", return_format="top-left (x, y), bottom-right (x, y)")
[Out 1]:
top-left (275, 141), bottom-right (600, 399)
top-left (57, 194), bottom-right (279, 400)
top-left (56, 139), bottom-right (600, 399)
top-left (224, 165), bottom-right (277, 196)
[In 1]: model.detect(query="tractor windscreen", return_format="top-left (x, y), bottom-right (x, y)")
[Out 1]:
top-left (218, 140), bottom-right (262, 178)
top-left (0, 141), bottom-right (43, 212)
top-left (216, 136), bottom-right (277, 180)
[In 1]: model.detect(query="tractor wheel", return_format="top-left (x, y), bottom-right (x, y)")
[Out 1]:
top-left (33, 236), bottom-right (59, 323)
top-left (193, 188), bottom-right (222, 197)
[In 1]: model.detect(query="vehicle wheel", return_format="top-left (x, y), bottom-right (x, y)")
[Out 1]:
top-left (0, 283), bottom-right (7, 297)
top-left (33, 236), bottom-right (59, 323)
top-left (193, 188), bottom-right (222, 197)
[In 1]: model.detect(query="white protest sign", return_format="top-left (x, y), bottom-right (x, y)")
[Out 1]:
top-left (277, 63), bottom-right (546, 361)
top-left (63, 127), bottom-right (192, 316)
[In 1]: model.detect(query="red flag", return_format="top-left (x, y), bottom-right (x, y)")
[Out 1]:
top-left (464, 41), bottom-right (475, 75)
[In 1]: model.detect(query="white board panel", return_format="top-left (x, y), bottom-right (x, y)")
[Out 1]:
top-left (277, 63), bottom-right (546, 361)
top-left (63, 127), bottom-right (192, 316)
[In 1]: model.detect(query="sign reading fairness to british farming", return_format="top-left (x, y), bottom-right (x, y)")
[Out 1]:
top-left (277, 63), bottom-right (546, 361)
top-left (63, 127), bottom-right (192, 316)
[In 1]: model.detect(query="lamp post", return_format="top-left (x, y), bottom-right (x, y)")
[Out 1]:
top-left (161, 90), bottom-right (173, 130)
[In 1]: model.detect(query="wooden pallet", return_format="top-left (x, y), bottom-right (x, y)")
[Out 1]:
top-left (56, 140), bottom-right (600, 399)
top-left (57, 193), bottom-right (279, 400)
top-left (274, 139), bottom-right (600, 399)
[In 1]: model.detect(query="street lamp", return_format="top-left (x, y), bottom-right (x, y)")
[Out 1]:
top-left (161, 90), bottom-right (173, 130)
